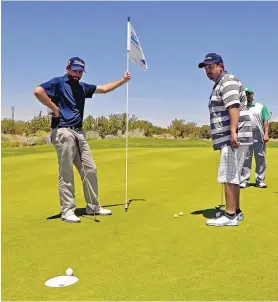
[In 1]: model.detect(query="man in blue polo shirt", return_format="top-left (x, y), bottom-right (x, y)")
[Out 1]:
top-left (34, 57), bottom-right (131, 223)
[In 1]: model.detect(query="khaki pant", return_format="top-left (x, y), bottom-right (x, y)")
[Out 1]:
top-left (240, 141), bottom-right (266, 184)
top-left (51, 128), bottom-right (100, 218)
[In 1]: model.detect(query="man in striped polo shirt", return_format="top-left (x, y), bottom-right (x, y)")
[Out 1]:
top-left (240, 87), bottom-right (271, 188)
top-left (198, 53), bottom-right (253, 227)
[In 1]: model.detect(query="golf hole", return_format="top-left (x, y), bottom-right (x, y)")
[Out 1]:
top-left (45, 275), bottom-right (78, 288)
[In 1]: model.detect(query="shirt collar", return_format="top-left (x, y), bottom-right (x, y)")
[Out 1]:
top-left (64, 74), bottom-right (70, 83)
top-left (215, 71), bottom-right (227, 84)
top-left (212, 71), bottom-right (227, 89)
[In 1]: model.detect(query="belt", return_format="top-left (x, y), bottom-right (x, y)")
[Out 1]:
top-left (57, 126), bottom-right (83, 131)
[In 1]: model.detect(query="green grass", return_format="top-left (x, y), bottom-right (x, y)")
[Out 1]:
top-left (2, 138), bottom-right (278, 301)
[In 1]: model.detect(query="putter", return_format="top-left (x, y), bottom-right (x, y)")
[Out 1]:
top-left (75, 136), bottom-right (99, 222)
top-left (221, 183), bottom-right (224, 207)
top-left (215, 184), bottom-right (225, 213)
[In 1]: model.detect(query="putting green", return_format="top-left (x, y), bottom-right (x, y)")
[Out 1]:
top-left (2, 139), bottom-right (278, 300)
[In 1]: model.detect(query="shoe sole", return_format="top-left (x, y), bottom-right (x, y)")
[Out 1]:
top-left (61, 218), bottom-right (81, 223)
top-left (206, 222), bottom-right (239, 226)
top-left (86, 212), bottom-right (112, 216)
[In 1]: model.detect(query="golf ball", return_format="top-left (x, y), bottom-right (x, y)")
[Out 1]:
top-left (179, 212), bottom-right (184, 216)
top-left (174, 214), bottom-right (178, 218)
top-left (66, 268), bottom-right (73, 276)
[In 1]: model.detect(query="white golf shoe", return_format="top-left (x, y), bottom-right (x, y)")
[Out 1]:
top-left (255, 181), bottom-right (267, 188)
top-left (240, 182), bottom-right (249, 188)
top-left (86, 206), bottom-right (112, 216)
top-left (62, 214), bottom-right (81, 223)
top-left (96, 207), bottom-right (112, 215)
top-left (206, 214), bottom-right (239, 226)
top-left (216, 208), bottom-right (244, 221)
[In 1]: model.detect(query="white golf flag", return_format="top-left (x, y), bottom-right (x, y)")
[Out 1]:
top-left (127, 21), bottom-right (148, 71)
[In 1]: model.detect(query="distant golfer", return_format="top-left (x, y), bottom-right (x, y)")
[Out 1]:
top-left (240, 87), bottom-right (271, 188)
top-left (34, 57), bottom-right (131, 223)
top-left (198, 53), bottom-right (253, 227)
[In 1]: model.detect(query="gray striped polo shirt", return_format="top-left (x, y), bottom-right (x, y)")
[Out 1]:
top-left (209, 72), bottom-right (253, 150)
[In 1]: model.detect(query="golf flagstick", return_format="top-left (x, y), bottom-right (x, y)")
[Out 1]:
top-left (125, 17), bottom-right (131, 212)
top-left (124, 16), bottom-right (148, 212)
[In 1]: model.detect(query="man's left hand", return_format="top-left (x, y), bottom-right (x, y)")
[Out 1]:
top-left (123, 72), bottom-right (131, 82)
top-left (263, 134), bottom-right (269, 142)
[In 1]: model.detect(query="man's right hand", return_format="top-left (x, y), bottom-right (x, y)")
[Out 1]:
top-left (230, 131), bottom-right (240, 149)
top-left (51, 107), bottom-right (60, 118)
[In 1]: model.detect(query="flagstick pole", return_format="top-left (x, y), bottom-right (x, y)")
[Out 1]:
top-left (125, 16), bottom-right (130, 212)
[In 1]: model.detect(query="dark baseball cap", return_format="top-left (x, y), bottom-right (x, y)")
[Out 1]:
top-left (198, 53), bottom-right (223, 68)
top-left (67, 57), bottom-right (85, 71)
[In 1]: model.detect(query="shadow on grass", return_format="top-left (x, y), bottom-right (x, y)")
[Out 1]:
top-left (46, 198), bottom-right (146, 220)
top-left (191, 207), bottom-right (222, 219)
top-left (103, 198), bottom-right (146, 209)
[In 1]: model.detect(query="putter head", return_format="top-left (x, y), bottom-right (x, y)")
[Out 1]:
top-left (216, 204), bottom-right (225, 210)
top-left (125, 207), bottom-right (128, 212)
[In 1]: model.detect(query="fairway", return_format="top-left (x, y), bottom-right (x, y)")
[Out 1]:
top-left (2, 138), bottom-right (278, 301)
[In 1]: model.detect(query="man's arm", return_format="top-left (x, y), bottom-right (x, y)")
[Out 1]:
top-left (220, 79), bottom-right (241, 148)
top-left (228, 104), bottom-right (240, 133)
top-left (33, 86), bottom-right (59, 116)
top-left (228, 104), bottom-right (240, 148)
top-left (262, 105), bottom-right (271, 142)
top-left (33, 78), bottom-right (60, 117)
top-left (95, 72), bottom-right (131, 94)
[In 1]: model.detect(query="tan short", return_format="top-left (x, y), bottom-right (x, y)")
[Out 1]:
top-left (217, 145), bottom-right (249, 185)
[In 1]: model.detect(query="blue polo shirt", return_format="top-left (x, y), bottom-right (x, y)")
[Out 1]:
top-left (39, 74), bottom-right (96, 128)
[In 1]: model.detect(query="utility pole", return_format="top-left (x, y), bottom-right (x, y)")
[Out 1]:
top-left (11, 106), bottom-right (15, 134)
top-left (11, 106), bottom-right (14, 121)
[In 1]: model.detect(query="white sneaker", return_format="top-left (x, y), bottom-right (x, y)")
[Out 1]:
top-left (62, 214), bottom-right (81, 223)
top-left (96, 207), bottom-right (112, 215)
top-left (206, 214), bottom-right (239, 226)
top-left (86, 206), bottom-right (112, 216)
top-left (256, 181), bottom-right (267, 188)
top-left (237, 211), bottom-right (244, 221)
top-left (216, 208), bottom-right (244, 221)
top-left (215, 206), bottom-right (225, 218)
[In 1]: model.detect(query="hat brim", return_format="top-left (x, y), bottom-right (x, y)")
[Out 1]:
top-left (70, 64), bottom-right (85, 71)
top-left (198, 60), bottom-right (216, 68)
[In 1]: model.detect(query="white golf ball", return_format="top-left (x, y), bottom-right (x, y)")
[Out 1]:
top-left (179, 212), bottom-right (184, 216)
top-left (66, 268), bottom-right (73, 276)
top-left (174, 214), bottom-right (178, 218)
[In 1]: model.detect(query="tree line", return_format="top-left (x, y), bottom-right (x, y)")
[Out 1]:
top-left (2, 113), bottom-right (278, 139)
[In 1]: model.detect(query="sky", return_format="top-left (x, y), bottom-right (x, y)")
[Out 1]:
top-left (1, 1), bottom-right (278, 127)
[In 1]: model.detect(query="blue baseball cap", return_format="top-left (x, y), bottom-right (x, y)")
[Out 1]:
top-left (67, 57), bottom-right (85, 71)
top-left (198, 53), bottom-right (223, 68)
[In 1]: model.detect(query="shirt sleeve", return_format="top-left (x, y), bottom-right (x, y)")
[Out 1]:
top-left (84, 83), bottom-right (97, 98)
top-left (39, 77), bottom-right (60, 98)
top-left (220, 78), bottom-right (240, 109)
top-left (262, 105), bottom-right (271, 121)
